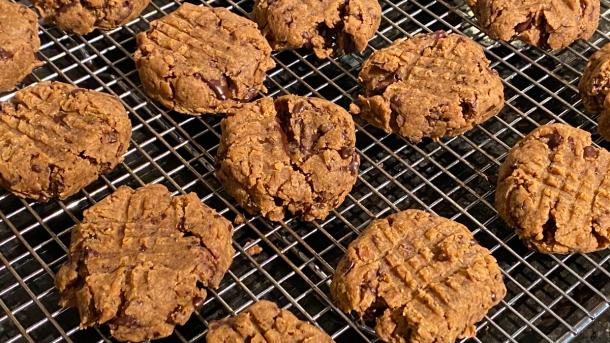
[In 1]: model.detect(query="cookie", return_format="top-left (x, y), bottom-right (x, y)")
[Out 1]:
top-left (0, 0), bottom-right (41, 93)
top-left (0, 82), bottom-right (131, 201)
top-left (579, 43), bottom-right (610, 114)
top-left (351, 32), bottom-right (504, 143)
top-left (598, 96), bottom-right (610, 140)
top-left (467, 0), bottom-right (599, 49)
top-left (216, 95), bottom-right (359, 222)
top-left (135, 4), bottom-right (275, 115)
top-left (33, 0), bottom-right (150, 34)
top-left (496, 123), bottom-right (610, 253)
top-left (55, 184), bottom-right (234, 342)
top-left (331, 209), bottom-right (506, 343)
top-left (206, 300), bottom-right (333, 342)
top-left (252, 0), bottom-right (381, 59)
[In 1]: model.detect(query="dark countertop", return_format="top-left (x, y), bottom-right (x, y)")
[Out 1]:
top-left (576, 308), bottom-right (610, 342)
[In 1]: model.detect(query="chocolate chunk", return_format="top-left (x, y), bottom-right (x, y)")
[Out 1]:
top-left (292, 101), bottom-right (306, 114)
top-left (543, 132), bottom-right (563, 149)
top-left (584, 145), bottom-right (598, 158)
top-left (102, 131), bottom-right (118, 144)
top-left (0, 47), bottom-right (13, 60)
top-left (514, 16), bottom-right (534, 33)
top-left (31, 164), bottom-right (42, 173)
top-left (202, 75), bottom-right (232, 101)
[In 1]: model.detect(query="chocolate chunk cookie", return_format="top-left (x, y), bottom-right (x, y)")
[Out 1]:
top-left (468, 0), bottom-right (599, 49)
top-left (579, 43), bottom-right (610, 114)
top-left (351, 32), bottom-right (504, 143)
top-left (0, 82), bottom-right (131, 201)
top-left (206, 300), bottom-right (333, 342)
top-left (216, 95), bottom-right (359, 222)
top-left (252, 0), bottom-right (381, 59)
top-left (135, 4), bottom-right (275, 115)
top-left (496, 123), bottom-right (610, 253)
top-left (33, 0), bottom-right (150, 34)
top-left (56, 184), bottom-right (234, 342)
top-left (0, 0), bottom-right (41, 93)
top-left (331, 209), bottom-right (506, 343)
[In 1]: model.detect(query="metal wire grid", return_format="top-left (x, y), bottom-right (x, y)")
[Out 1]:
top-left (0, 0), bottom-right (608, 342)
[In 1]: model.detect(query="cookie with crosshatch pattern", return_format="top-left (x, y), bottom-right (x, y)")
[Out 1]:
top-left (495, 123), bottom-right (610, 253)
top-left (331, 209), bottom-right (506, 343)
top-left (350, 31), bottom-right (504, 143)
top-left (206, 300), bottom-right (334, 342)
top-left (134, 3), bottom-right (275, 115)
top-left (0, 0), bottom-right (41, 92)
top-left (55, 184), bottom-right (234, 342)
top-left (0, 82), bottom-right (131, 201)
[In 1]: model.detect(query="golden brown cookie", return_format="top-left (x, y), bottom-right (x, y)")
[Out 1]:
top-left (34, 0), bottom-right (150, 34)
top-left (135, 4), bottom-right (275, 115)
top-left (351, 32), bottom-right (504, 143)
top-left (468, 0), bottom-right (599, 49)
top-left (206, 300), bottom-right (334, 342)
top-left (331, 209), bottom-right (506, 343)
top-left (0, 82), bottom-right (131, 201)
top-left (252, 0), bottom-right (381, 59)
top-left (0, 0), bottom-right (41, 92)
top-left (215, 95), bottom-right (359, 222)
top-left (56, 184), bottom-right (234, 342)
top-left (496, 123), bottom-right (610, 253)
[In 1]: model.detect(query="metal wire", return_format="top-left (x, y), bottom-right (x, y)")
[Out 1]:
top-left (0, 0), bottom-right (609, 342)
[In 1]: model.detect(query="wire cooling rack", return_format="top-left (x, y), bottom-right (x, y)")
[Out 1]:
top-left (1, 0), bottom-right (609, 342)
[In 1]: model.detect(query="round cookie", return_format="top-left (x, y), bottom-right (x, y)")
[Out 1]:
top-left (0, 82), bottom-right (131, 201)
top-left (331, 209), bottom-right (506, 343)
top-left (495, 123), bottom-right (610, 253)
top-left (467, 0), bottom-right (599, 50)
top-left (579, 43), bottom-right (610, 114)
top-left (0, 0), bottom-right (41, 93)
top-left (215, 95), bottom-right (359, 222)
top-left (252, 0), bottom-right (381, 59)
top-left (33, 0), bottom-right (150, 35)
top-left (56, 184), bottom-right (234, 342)
top-left (135, 4), bottom-right (275, 115)
top-left (206, 300), bottom-right (333, 342)
top-left (351, 32), bottom-right (504, 143)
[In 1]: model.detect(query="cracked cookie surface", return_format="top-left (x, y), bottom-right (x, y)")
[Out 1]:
top-left (56, 184), bottom-right (234, 342)
top-left (468, 0), bottom-right (598, 49)
top-left (206, 300), bottom-right (334, 342)
top-left (331, 209), bottom-right (506, 343)
top-left (351, 32), bottom-right (504, 143)
top-left (215, 95), bottom-right (359, 222)
top-left (34, 0), bottom-right (150, 34)
top-left (496, 123), bottom-right (610, 253)
top-left (0, 0), bottom-right (41, 92)
top-left (0, 82), bottom-right (131, 201)
top-left (135, 3), bottom-right (275, 115)
top-left (252, 0), bottom-right (381, 59)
